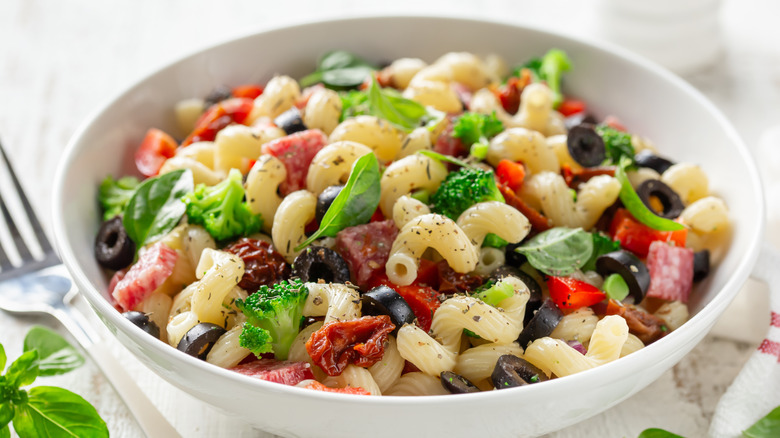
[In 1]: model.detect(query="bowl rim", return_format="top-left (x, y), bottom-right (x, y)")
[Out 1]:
top-left (52, 13), bottom-right (765, 406)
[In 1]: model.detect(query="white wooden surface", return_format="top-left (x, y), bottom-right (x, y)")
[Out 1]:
top-left (1, 1), bottom-right (779, 437)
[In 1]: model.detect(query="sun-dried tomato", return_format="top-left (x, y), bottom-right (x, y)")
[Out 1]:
top-left (437, 260), bottom-right (483, 295)
top-left (602, 299), bottom-right (668, 345)
top-left (224, 238), bottom-right (290, 292)
top-left (306, 315), bottom-right (395, 376)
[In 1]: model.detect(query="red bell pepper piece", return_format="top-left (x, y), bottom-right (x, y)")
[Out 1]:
top-left (134, 128), bottom-right (178, 177)
top-left (547, 276), bottom-right (606, 314)
top-left (556, 99), bottom-right (586, 117)
top-left (609, 208), bottom-right (687, 258)
top-left (231, 84), bottom-right (264, 100)
top-left (495, 159), bottom-right (526, 192)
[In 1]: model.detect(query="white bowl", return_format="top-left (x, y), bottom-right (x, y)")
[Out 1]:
top-left (52, 16), bottom-right (763, 438)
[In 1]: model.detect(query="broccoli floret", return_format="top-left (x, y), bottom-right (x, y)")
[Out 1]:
top-left (452, 112), bottom-right (504, 160)
top-left (431, 167), bottom-right (505, 220)
top-left (596, 125), bottom-right (635, 165)
top-left (539, 49), bottom-right (571, 108)
top-left (235, 278), bottom-right (309, 360)
top-left (183, 168), bottom-right (262, 241)
top-left (98, 175), bottom-right (140, 221)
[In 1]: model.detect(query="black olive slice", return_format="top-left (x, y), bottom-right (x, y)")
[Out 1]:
top-left (693, 250), bottom-right (710, 282)
top-left (567, 124), bottom-right (606, 167)
top-left (504, 242), bottom-right (528, 268)
top-left (95, 216), bottom-right (136, 270)
top-left (203, 85), bottom-right (232, 109)
top-left (292, 246), bottom-right (351, 284)
top-left (177, 323), bottom-right (227, 360)
top-left (634, 150), bottom-right (675, 175)
top-left (596, 250), bottom-right (650, 303)
top-left (361, 285), bottom-right (415, 335)
top-left (316, 185), bottom-right (344, 224)
top-left (274, 107), bottom-right (308, 135)
top-left (123, 311), bottom-right (161, 339)
top-left (491, 354), bottom-right (548, 389)
top-left (440, 371), bottom-right (480, 394)
top-left (487, 266), bottom-right (542, 323)
top-left (516, 299), bottom-right (563, 348)
top-left (636, 179), bottom-right (685, 219)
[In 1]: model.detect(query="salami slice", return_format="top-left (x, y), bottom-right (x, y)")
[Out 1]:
top-left (646, 241), bottom-right (694, 303)
top-left (112, 242), bottom-right (177, 311)
top-left (261, 129), bottom-right (327, 195)
top-left (231, 359), bottom-right (315, 386)
top-left (335, 220), bottom-right (399, 287)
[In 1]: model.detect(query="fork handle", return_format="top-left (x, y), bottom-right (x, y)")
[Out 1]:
top-left (87, 340), bottom-right (182, 438)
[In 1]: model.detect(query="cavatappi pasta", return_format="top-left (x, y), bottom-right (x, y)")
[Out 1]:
top-left (96, 49), bottom-right (729, 397)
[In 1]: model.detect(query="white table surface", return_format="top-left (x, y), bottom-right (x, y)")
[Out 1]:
top-left (1, 1), bottom-right (779, 437)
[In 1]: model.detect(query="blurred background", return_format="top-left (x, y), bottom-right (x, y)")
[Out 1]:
top-left (0, 0), bottom-right (778, 436)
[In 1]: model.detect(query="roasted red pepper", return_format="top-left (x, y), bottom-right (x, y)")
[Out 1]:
top-left (547, 276), bottom-right (606, 314)
top-left (231, 84), bottom-right (264, 100)
top-left (306, 315), bottom-right (395, 376)
top-left (556, 99), bottom-right (586, 117)
top-left (134, 128), bottom-right (178, 177)
top-left (497, 184), bottom-right (552, 232)
top-left (368, 274), bottom-right (441, 332)
top-left (182, 97), bottom-right (254, 146)
top-left (609, 208), bottom-right (687, 258)
top-left (496, 159), bottom-right (526, 192)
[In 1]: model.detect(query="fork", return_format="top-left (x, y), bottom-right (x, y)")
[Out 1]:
top-left (0, 141), bottom-right (181, 438)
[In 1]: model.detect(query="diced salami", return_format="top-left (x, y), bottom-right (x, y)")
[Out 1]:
top-left (231, 359), bottom-right (315, 386)
top-left (433, 117), bottom-right (468, 159)
top-left (335, 220), bottom-right (399, 288)
top-left (646, 241), bottom-right (694, 303)
top-left (112, 242), bottom-right (177, 311)
top-left (261, 129), bottom-right (327, 195)
top-left (302, 380), bottom-right (371, 395)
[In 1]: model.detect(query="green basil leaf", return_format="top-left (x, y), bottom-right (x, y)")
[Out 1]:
top-left (516, 227), bottom-right (593, 276)
top-left (12, 386), bottom-right (108, 438)
top-left (0, 342), bottom-right (6, 372)
top-left (368, 76), bottom-right (427, 131)
top-left (296, 152), bottom-right (381, 250)
top-left (300, 50), bottom-right (377, 89)
top-left (0, 424), bottom-right (9, 438)
top-left (418, 150), bottom-right (473, 169)
top-left (5, 351), bottom-right (38, 388)
top-left (321, 66), bottom-right (375, 89)
top-left (23, 326), bottom-right (84, 377)
top-left (638, 428), bottom-right (686, 438)
top-left (743, 405), bottom-right (780, 438)
top-left (581, 232), bottom-right (621, 272)
top-left (123, 169), bottom-right (193, 246)
top-left (0, 402), bottom-right (13, 429)
top-left (615, 157), bottom-right (684, 231)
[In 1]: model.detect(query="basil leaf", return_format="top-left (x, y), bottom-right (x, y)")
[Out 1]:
top-left (638, 429), bottom-right (685, 438)
top-left (319, 50), bottom-right (373, 71)
top-left (418, 150), bottom-right (473, 169)
top-left (0, 424), bottom-right (9, 438)
top-left (300, 50), bottom-right (377, 89)
top-left (296, 152), bottom-right (381, 250)
top-left (0, 403), bottom-right (13, 430)
top-left (321, 66), bottom-right (375, 89)
top-left (12, 386), bottom-right (108, 438)
top-left (581, 232), bottom-right (621, 272)
top-left (5, 351), bottom-right (38, 388)
top-left (368, 76), bottom-right (427, 131)
top-left (0, 342), bottom-right (5, 372)
top-left (743, 405), bottom-right (780, 438)
top-left (23, 326), bottom-right (84, 377)
top-left (123, 169), bottom-right (193, 246)
top-left (516, 227), bottom-right (593, 276)
top-left (615, 157), bottom-right (684, 231)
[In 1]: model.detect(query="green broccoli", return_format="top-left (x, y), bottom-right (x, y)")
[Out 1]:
top-left (182, 168), bottom-right (262, 241)
top-left (98, 175), bottom-right (140, 221)
top-left (539, 49), bottom-right (572, 108)
top-left (452, 112), bottom-right (504, 160)
top-left (235, 278), bottom-right (309, 360)
top-left (431, 167), bottom-right (505, 220)
top-left (596, 124), bottom-right (635, 165)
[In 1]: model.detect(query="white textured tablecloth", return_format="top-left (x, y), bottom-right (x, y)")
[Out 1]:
top-left (1, 1), bottom-right (779, 436)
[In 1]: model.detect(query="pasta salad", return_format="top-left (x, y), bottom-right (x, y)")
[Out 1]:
top-left (94, 49), bottom-right (730, 395)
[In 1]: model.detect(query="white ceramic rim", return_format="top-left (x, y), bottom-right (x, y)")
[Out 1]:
top-left (52, 14), bottom-right (765, 408)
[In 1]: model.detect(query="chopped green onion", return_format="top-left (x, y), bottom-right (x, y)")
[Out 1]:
top-left (603, 273), bottom-right (629, 301)
top-left (470, 142), bottom-right (489, 160)
top-left (410, 188), bottom-right (430, 204)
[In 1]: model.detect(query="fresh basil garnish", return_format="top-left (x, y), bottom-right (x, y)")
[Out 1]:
top-left (615, 157), bottom-right (684, 232)
top-left (300, 50), bottom-right (377, 89)
top-left (637, 429), bottom-right (685, 438)
top-left (123, 169), bottom-right (193, 246)
top-left (743, 405), bottom-right (780, 438)
top-left (0, 343), bottom-right (5, 371)
top-left (23, 326), bottom-right (84, 377)
top-left (4, 351), bottom-right (38, 388)
top-left (418, 150), bottom-right (474, 169)
top-left (367, 76), bottom-right (445, 132)
top-left (296, 152), bottom-right (381, 250)
top-left (515, 227), bottom-right (593, 276)
top-left (581, 232), bottom-right (621, 272)
top-left (12, 386), bottom-right (108, 438)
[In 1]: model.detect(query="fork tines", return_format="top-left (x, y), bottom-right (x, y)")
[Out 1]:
top-left (0, 140), bottom-right (59, 280)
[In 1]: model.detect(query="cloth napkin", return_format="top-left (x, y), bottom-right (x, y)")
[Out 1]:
top-left (709, 127), bottom-right (780, 437)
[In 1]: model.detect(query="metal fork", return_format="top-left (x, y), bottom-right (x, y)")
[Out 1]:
top-left (0, 140), bottom-right (180, 438)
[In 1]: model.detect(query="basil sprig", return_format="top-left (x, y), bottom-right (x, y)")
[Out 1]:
top-left (300, 50), bottom-right (377, 90)
top-left (615, 157), bottom-right (684, 231)
top-left (0, 326), bottom-right (108, 438)
top-left (515, 227), bottom-right (593, 276)
top-left (296, 152), bottom-right (381, 251)
top-left (367, 76), bottom-right (445, 132)
top-left (123, 169), bottom-right (193, 246)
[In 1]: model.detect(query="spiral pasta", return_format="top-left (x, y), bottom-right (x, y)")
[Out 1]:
top-left (272, 190), bottom-right (317, 263)
top-left (305, 141), bottom-right (373, 194)
top-left (328, 116), bottom-right (405, 162)
top-left (303, 87), bottom-right (342, 135)
top-left (245, 154), bottom-right (287, 233)
top-left (487, 127), bottom-right (560, 174)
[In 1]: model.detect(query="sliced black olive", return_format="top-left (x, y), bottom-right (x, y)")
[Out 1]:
top-left (487, 265), bottom-right (542, 324)
top-left (636, 179), bottom-right (685, 219)
top-left (504, 242), bottom-right (528, 268)
top-left (516, 299), bottom-right (563, 348)
top-left (361, 285), bottom-right (415, 335)
top-left (95, 216), bottom-right (135, 270)
top-left (634, 150), bottom-right (675, 175)
top-left (596, 250), bottom-right (650, 303)
top-left (274, 107), bottom-right (308, 135)
top-left (123, 311), bottom-right (160, 339)
top-left (567, 124), bottom-right (606, 167)
top-left (693, 250), bottom-right (710, 282)
top-left (177, 323), bottom-right (226, 360)
top-left (440, 371), bottom-right (480, 394)
top-left (203, 85), bottom-right (232, 108)
top-left (491, 354), bottom-right (548, 389)
top-left (316, 185), bottom-right (344, 224)
top-left (292, 246), bottom-right (351, 284)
